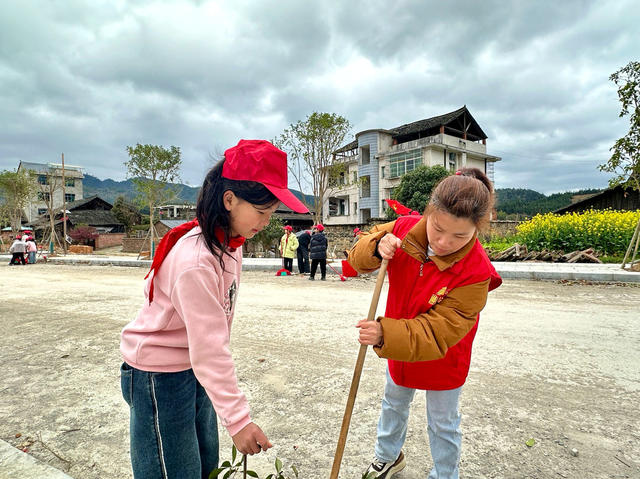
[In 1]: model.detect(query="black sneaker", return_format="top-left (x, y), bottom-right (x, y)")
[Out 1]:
top-left (363, 451), bottom-right (405, 478)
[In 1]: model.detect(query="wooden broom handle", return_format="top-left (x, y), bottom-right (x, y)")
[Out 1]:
top-left (329, 259), bottom-right (389, 479)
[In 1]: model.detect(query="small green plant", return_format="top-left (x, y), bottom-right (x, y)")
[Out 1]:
top-left (210, 446), bottom-right (299, 479)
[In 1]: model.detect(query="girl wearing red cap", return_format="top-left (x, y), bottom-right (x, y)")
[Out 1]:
top-left (348, 168), bottom-right (501, 479)
top-left (120, 140), bottom-right (308, 479)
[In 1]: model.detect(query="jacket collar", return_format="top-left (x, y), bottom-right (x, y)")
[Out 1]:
top-left (400, 216), bottom-right (477, 272)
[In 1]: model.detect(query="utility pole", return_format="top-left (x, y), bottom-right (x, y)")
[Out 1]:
top-left (61, 153), bottom-right (67, 255)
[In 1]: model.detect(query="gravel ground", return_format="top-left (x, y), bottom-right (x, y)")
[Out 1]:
top-left (0, 263), bottom-right (638, 479)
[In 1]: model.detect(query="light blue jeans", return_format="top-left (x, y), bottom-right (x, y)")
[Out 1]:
top-left (375, 368), bottom-right (462, 479)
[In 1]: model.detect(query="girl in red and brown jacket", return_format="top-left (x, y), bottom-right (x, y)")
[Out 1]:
top-left (349, 168), bottom-right (502, 479)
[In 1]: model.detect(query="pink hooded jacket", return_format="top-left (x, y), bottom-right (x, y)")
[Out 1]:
top-left (120, 226), bottom-right (250, 436)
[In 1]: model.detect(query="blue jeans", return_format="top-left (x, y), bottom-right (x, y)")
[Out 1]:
top-left (120, 363), bottom-right (219, 479)
top-left (375, 368), bottom-right (462, 479)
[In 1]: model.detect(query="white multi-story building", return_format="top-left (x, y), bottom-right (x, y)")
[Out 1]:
top-left (323, 106), bottom-right (501, 225)
top-left (17, 161), bottom-right (84, 222)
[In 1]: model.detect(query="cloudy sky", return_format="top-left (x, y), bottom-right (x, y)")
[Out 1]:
top-left (1, 0), bottom-right (638, 194)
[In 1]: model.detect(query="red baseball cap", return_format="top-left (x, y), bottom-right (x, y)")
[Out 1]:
top-left (283, 225), bottom-right (293, 231)
top-left (314, 224), bottom-right (325, 231)
top-left (223, 140), bottom-right (309, 214)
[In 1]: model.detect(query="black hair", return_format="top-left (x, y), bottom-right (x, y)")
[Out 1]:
top-left (196, 160), bottom-right (279, 270)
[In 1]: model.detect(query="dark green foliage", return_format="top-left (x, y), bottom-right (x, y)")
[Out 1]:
top-left (391, 165), bottom-right (451, 216)
top-left (599, 61), bottom-right (640, 191)
top-left (111, 195), bottom-right (142, 231)
top-left (246, 215), bottom-right (283, 252)
top-left (495, 188), bottom-right (602, 216)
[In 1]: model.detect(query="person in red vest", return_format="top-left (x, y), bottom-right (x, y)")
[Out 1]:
top-left (348, 168), bottom-right (502, 479)
top-left (119, 140), bottom-right (308, 479)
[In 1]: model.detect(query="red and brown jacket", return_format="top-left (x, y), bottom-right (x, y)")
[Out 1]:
top-left (348, 215), bottom-right (502, 390)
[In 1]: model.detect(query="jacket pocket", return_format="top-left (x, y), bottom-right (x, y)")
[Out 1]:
top-left (120, 362), bottom-right (133, 407)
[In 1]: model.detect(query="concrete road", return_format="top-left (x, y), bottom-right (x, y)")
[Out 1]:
top-left (0, 264), bottom-right (638, 478)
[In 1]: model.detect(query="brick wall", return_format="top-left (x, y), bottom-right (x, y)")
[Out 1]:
top-left (95, 233), bottom-right (126, 250)
top-left (122, 237), bottom-right (150, 253)
top-left (326, 218), bottom-right (520, 253)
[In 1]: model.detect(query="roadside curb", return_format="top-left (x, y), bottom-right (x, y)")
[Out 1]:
top-left (2, 254), bottom-right (639, 283)
top-left (0, 439), bottom-right (73, 479)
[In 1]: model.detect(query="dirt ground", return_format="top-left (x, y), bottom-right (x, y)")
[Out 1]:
top-left (0, 264), bottom-right (639, 479)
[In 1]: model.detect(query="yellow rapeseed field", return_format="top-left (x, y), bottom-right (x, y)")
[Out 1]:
top-left (516, 209), bottom-right (640, 254)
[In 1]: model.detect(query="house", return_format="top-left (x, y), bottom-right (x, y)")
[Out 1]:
top-left (154, 219), bottom-right (189, 238)
top-left (17, 161), bottom-right (84, 223)
top-left (554, 185), bottom-right (640, 214)
top-left (324, 106), bottom-right (501, 225)
top-left (155, 203), bottom-right (197, 220)
top-left (32, 195), bottom-right (125, 249)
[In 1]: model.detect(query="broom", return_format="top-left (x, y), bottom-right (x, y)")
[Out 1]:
top-left (329, 259), bottom-right (389, 478)
top-left (327, 260), bottom-right (346, 281)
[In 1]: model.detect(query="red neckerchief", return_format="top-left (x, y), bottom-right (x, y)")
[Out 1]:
top-left (144, 219), bottom-right (245, 303)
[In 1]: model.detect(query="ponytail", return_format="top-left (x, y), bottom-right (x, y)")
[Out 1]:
top-left (426, 167), bottom-right (495, 230)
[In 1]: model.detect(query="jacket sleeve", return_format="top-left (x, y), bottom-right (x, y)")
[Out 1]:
top-left (374, 278), bottom-right (490, 362)
top-left (346, 221), bottom-right (396, 273)
top-left (291, 234), bottom-right (299, 251)
top-left (171, 267), bottom-right (251, 436)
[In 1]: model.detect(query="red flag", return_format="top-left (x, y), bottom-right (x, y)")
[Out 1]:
top-left (385, 199), bottom-right (420, 216)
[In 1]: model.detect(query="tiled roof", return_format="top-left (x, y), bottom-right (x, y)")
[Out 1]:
top-left (335, 106), bottom-right (488, 153)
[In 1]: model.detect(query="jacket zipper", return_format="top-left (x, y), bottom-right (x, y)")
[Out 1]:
top-left (404, 237), bottom-right (428, 276)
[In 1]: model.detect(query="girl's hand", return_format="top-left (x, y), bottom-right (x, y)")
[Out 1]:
top-left (232, 423), bottom-right (272, 455)
top-left (377, 234), bottom-right (401, 260)
top-left (356, 319), bottom-right (383, 346)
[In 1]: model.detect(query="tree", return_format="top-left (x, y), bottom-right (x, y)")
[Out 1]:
top-left (111, 195), bottom-right (142, 231)
top-left (599, 61), bottom-right (640, 270)
top-left (0, 168), bottom-right (37, 232)
top-left (35, 168), bottom-right (63, 251)
top-left (69, 225), bottom-right (99, 246)
top-left (246, 214), bottom-right (283, 254)
top-left (600, 61), bottom-right (640, 191)
top-left (277, 112), bottom-right (352, 224)
top-left (125, 144), bottom-right (182, 257)
top-left (386, 165), bottom-right (451, 219)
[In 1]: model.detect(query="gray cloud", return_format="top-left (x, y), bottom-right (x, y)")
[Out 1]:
top-left (1, 0), bottom-right (638, 194)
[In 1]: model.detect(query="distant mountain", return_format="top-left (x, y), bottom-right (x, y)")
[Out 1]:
top-left (83, 174), bottom-right (314, 208)
top-left (496, 187), bottom-right (603, 216)
top-left (84, 175), bottom-right (597, 216)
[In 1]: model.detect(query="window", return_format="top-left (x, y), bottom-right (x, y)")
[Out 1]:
top-left (65, 178), bottom-right (75, 187)
top-left (37, 208), bottom-right (47, 215)
top-left (448, 152), bottom-right (457, 172)
top-left (381, 200), bottom-right (387, 212)
top-left (328, 197), bottom-right (347, 216)
top-left (360, 145), bottom-right (370, 165)
top-left (38, 175), bottom-right (49, 185)
top-left (360, 175), bottom-right (370, 198)
top-left (38, 192), bottom-right (51, 201)
top-left (65, 194), bottom-right (75, 202)
top-left (381, 166), bottom-right (385, 178)
top-left (353, 202), bottom-right (358, 214)
top-left (389, 149), bottom-right (422, 178)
